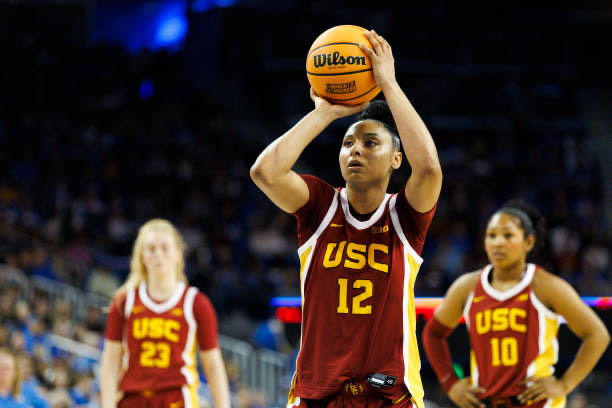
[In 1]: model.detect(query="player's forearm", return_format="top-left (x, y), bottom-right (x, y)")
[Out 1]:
top-left (208, 369), bottom-right (231, 408)
top-left (381, 81), bottom-right (441, 177)
top-left (422, 317), bottom-right (460, 393)
top-left (202, 349), bottom-right (231, 408)
top-left (100, 348), bottom-right (121, 408)
top-left (100, 368), bottom-right (119, 408)
top-left (559, 328), bottom-right (610, 394)
top-left (250, 108), bottom-right (335, 184)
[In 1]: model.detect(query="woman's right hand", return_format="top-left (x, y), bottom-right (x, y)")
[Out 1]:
top-left (448, 378), bottom-right (485, 408)
top-left (310, 88), bottom-right (368, 119)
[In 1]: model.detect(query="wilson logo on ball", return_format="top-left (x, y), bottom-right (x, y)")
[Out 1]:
top-left (312, 52), bottom-right (367, 68)
top-left (326, 81), bottom-right (356, 94)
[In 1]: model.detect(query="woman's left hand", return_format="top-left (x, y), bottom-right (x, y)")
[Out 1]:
top-left (359, 30), bottom-right (396, 89)
top-left (518, 376), bottom-right (567, 403)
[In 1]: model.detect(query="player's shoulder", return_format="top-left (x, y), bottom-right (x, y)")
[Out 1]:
top-left (446, 270), bottom-right (481, 303)
top-left (531, 265), bottom-right (572, 300)
top-left (454, 270), bottom-right (481, 292)
top-left (300, 174), bottom-right (334, 189)
top-left (189, 285), bottom-right (204, 297)
top-left (110, 288), bottom-right (128, 308)
top-left (190, 287), bottom-right (213, 306)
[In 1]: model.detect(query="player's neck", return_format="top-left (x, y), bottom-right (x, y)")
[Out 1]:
top-left (345, 182), bottom-right (388, 214)
top-left (146, 274), bottom-right (178, 302)
top-left (492, 261), bottom-right (527, 285)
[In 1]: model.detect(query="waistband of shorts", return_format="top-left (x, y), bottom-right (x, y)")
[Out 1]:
top-left (124, 386), bottom-right (183, 398)
top-left (482, 395), bottom-right (523, 407)
top-left (340, 380), bottom-right (410, 404)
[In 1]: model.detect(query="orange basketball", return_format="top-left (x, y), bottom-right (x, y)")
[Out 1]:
top-left (306, 25), bottom-right (380, 105)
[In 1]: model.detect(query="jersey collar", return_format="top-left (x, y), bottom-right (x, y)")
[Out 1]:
top-left (340, 188), bottom-right (391, 230)
top-left (139, 281), bottom-right (186, 314)
top-left (481, 263), bottom-right (535, 301)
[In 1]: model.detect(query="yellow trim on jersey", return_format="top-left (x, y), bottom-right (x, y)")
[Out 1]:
top-left (469, 350), bottom-right (478, 387)
top-left (286, 373), bottom-right (298, 407)
top-left (187, 341), bottom-right (199, 385)
top-left (299, 247), bottom-right (312, 286)
top-left (392, 393), bottom-right (408, 404)
top-left (532, 315), bottom-right (559, 377)
top-left (404, 254), bottom-right (424, 408)
top-left (181, 384), bottom-right (198, 408)
top-left (549, 396), bottom-right (566, 407)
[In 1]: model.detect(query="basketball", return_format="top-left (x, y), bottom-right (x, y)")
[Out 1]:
top-left (306, 25), bottom-right (381, 105)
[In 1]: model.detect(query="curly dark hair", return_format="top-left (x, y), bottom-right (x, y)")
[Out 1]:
top-left (355, 100), bottom-right (400, 150)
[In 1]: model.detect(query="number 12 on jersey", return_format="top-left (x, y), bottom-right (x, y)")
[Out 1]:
top-left (337, 278), bottom-right (373, 314)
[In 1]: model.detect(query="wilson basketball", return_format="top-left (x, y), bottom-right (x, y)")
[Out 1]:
top-left (306, 25), bottom-right (380, 105)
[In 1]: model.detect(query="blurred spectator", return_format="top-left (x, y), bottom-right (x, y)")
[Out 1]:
top-left (0, 348), bottom-right (28, 407)
top-left (69, 373), bottom-right (95, 407)
top-left (9, 332), bottom-right (27, 354)
top-left (0, 326), bottom-right (8, 348)
top-left (85, 266), bottom-right (119, 298)
top-left (17, 353), bottom-right (49, 408)
top-left (252, 316), bottom-right (292, 354)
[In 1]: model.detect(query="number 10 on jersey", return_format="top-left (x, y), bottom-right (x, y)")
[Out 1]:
top-left (337, 278), bottom-right (373, 314)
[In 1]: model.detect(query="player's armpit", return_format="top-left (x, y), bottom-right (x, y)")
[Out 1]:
top-left (403, 166), bottom-right (442, 214)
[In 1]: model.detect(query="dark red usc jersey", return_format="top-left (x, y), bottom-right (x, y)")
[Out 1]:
top-left (287, 176), bottom-right (436, 408)
top-left (104, 281), bottom-right (218, 406)
top-left (464, 264), bottom-right (565, 407)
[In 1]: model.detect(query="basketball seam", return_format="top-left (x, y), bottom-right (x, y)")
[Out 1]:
top-left (325, 84), bottom-right (379, 102)
top-left (308, 41), bottom-right (363, 55)
top-left (306, 68), bottom-right (373, 76)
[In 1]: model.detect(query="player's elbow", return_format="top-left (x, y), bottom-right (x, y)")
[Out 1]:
top-left (600, 326), bottom-right (611, 348)
top-left (423, 157), bottom-right (442, 176)
top-left (584, 321), bottom-right (610, 351)
top-left (250, 162), bottom-right (273, 186)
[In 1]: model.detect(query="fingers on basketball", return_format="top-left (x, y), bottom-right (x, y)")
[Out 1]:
top-left (368, 30), bottom-right (384, 53)
top-left (358, 43), bottom-right (374, 57)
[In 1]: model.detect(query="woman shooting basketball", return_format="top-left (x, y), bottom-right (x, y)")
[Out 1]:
top-left (251, 30), bottom-right (442, 407)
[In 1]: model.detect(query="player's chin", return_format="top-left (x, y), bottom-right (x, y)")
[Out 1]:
top-left (343, 172), bottom-right (368, 184)
top-left (489, 257), bottom-right (513, 269)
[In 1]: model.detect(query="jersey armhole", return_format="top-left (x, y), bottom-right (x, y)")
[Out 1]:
top-left (459, 271), bottom-right (482, 328)
top-left (297, 189), bottom-right (339, 254)
top-left (389, 194), bottom-right (423, 265)
top-left (462, 291), bottom-right (474, 329)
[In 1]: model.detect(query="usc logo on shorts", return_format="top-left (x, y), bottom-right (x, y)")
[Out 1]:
top-left (322, 241), bottom-right (389, 273)
top-left (344, 383), bottom-right (365, 395)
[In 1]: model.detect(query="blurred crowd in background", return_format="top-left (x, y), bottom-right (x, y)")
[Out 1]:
top-left (0, 279), bottom-right (101, 407)
top-left (0, 1), bottom-right (610, 407)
